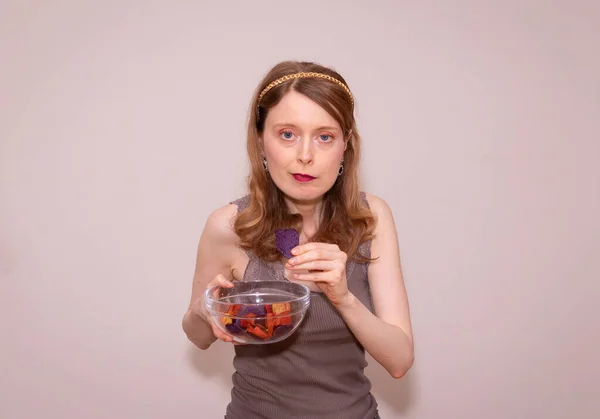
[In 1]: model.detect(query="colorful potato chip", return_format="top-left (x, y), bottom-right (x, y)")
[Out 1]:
top-left (272, 302), bottom-right (291, 315)
top-left (275, 228), bottom-right (299, 259)
top-left (238, 305), bottom-right (267, 317)
top-left (227, 304), bottom-right (241, 316)
top-left (221, 301), bottom-right (298, 341)
top-left (278, 316), bottom-right (292, 326)
top-left (266, 313), bottom-right (275, 335)
top-left (226, 322), bottom-right (243, 334)
top-left (247, 324), bottom-right (269, 339)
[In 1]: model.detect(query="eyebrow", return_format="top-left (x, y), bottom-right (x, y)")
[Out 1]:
top-left (272, 123), bottom-right (341, 132)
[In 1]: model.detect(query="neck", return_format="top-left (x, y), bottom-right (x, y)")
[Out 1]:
top-left (284, 196), bottom-right (323, 238)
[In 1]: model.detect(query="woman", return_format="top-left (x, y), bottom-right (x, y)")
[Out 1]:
top-left (182, 60), bottom-right (414, 419)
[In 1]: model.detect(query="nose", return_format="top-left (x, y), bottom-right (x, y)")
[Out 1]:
top-left (297, 137), bottom-right (314, 164)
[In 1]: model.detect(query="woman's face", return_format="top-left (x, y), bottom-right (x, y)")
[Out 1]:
top-left (261, 90), bottom-right (346, 204)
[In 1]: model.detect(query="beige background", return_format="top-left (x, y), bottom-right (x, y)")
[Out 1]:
top-left (1, 1), bottom-right (599, 418)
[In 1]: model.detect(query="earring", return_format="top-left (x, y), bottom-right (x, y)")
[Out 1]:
top-left (262, 157), bottom-right (268, 172)
top-left (338, 163), bottom-right (344, 176)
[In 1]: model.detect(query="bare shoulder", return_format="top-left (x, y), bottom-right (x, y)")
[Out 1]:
top-left (194, 202), bottom-right (242, 277)
top-left (363, 192), bottom-right (395, 225)
top-left (202, 203), bottom-right (240, 246)
top-left (362, 192), bottom-right (398, 258)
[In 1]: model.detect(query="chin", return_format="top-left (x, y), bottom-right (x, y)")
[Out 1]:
top-left (276, 179), bottom-right (335, 203)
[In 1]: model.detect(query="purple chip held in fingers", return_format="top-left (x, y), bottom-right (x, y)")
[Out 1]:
top-left (275, 228), bottom-right (299, 259)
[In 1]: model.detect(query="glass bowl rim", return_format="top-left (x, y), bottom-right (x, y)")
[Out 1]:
top-left (203, 279), bottom-right (311, 308)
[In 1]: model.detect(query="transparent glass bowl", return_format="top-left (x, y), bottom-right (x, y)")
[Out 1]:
top-left (204, 280), bottom-right (311, 344)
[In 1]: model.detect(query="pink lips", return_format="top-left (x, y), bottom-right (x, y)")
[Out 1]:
top-left (292, 173), bottom-right (315, 182)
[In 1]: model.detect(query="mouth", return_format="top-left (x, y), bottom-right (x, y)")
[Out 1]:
top-left (292, 173), bottom-right (316, 182)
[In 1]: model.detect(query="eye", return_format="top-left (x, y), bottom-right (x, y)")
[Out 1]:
top-left (280, 130), bottom-right (296, 141)
top-left (318, 134), bottom-right (333, 142)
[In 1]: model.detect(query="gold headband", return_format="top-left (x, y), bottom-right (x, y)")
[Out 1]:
top-left (256, 71), bottom-right (354, 113)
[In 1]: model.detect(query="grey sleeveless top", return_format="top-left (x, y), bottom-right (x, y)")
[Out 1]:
top-left (224, 194), bottom-right (379, 419)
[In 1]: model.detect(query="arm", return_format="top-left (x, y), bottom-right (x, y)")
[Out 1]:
top-left (287, 193), bottom-right (414, 378)
top-left (181, 203), bottom-right (241, 350)
top-left (337, 193), bottom-right (414, 378)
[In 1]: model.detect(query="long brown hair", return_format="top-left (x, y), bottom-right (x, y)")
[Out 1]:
top-left (233, 60), bottom-right (376, 263)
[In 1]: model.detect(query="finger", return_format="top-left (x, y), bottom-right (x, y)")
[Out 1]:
top-left (209, 316), bottom-right (246, 345)
top-left (291, 270), bottom-right (336, 282)
top-left (287, 259), bottom-right (339, 272)
top-left (208, 316), bottom-right (246, 345)
top-left (209, 318), bottom-right (234, 343)
top-left (205, 277), bottom-right (235, 308)
top-left (287, 249), bottom-right (342, 267)
top-left (208, 274), bottom-right (234, 288)
top-left (292, 242), bottom-right (339, 256)
top-left (205, 276), bottom-right (235, 304)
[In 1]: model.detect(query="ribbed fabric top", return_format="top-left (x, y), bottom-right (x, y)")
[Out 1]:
top-left (224, 194), bottom-right (379, 419)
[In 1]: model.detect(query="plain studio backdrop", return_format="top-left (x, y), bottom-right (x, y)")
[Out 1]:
top-left (1, 1), bottom-right (599, 418)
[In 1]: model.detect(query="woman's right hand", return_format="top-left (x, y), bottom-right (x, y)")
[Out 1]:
top-left (192, 274), bottom-right (239, 344)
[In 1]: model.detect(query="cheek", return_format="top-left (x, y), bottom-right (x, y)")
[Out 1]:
top-left (264, 146), bottom-right (292, 169)
top-left (262, 139), bottom-right (278, 162)
top-left (328, 143), bottom-right (346, 163)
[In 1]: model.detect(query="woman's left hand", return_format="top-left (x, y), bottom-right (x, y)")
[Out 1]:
top-left (285, 242), bottom-right (352, 307)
